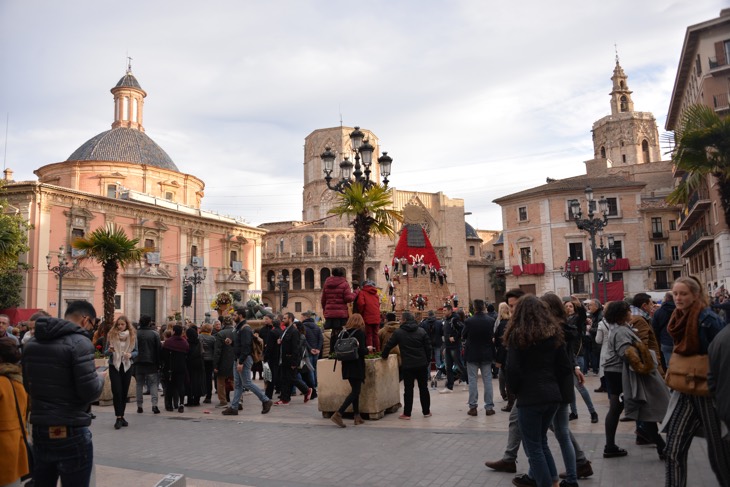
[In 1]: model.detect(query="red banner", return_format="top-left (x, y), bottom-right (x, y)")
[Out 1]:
top-left (568, 260), bottom-right (590, 273)
top-left (607, 258), bottom-right (630, 271)
top-left (511, 265), bottom-right (522, 276)
top-left (592, 281), bottom-right (625, 303)
top-left (523, 263), bottom-right (545, 275)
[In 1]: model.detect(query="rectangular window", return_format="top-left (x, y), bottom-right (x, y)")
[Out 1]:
top-left (611, 240), bottom-right (623, 259)
top-left (611, 272), bottom-right (623, 282)
top-left (572, 275), bottom-right (586, 294)
top-left (294, 302), bottom-right (302, 313)
top-left (605, 197), bottom-right (619, 216)
top-left (305, 237), bottom-right (314, 253)
top-left (498, 250), bottom-right (503, 259)
top-left (717, 243), bottom-right (722, 267)
top-left (469, 246), bottom-right (475, 256)
top-left (518, 206), bottom-right (528, 221)
top-left (107, 184), bottom-right (117, 198)
top-left (656, 270), bottom-right (669, 289)
top-left (520, 247), bottom-right (532, 265)
top-left (651, 217), bottom-right (663, 236)
top-left (566, 200), bottom-right (577, 219)
top-left (165, 192), bottom-right (174, 201)
top-left (230, 250), bottom-right (238, 266)
top-left (145, 238), bottom-right (155, 250)
top-left (114, 294), bottom-right (123, 311)
top-left (673, 270), bottom-right (682, 281)
top-left (654, 243), bottom-right (665, 261)
top-left (669, 219), bottom-right (677, 231)
top-left (568, 242), bottom-right (583, 261)
top-left (71, 228), bottom-right (85, 239)
top-left (671, 246), bottom-right (680, 262)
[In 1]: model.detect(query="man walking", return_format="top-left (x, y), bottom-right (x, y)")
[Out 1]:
top-left (275, 312), bottom-right (312, 405)
top-left (223, 307), bottom-right (273, 415)
top-left (420, 310), bottom-right (444, 382)
top-left (440, 305), bottom-right (467, 393)
top-left (22, 300), bottom-right (104, 487)
top-left (301, 310), bottom-right (323, 391)
top-left (135, 314), bottom-right (161, 414)
top-left (463, 299), bottom-right (496, 416)
top-left (382, 311), bottom-right (432, 419)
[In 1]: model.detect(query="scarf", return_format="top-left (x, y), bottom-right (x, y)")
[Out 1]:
top-left (0, 363), bottom-right (22, 383)
top-left (109, 329), bottom-right (134, 371)
top-left (667, 301), bottom-right (703, 356)
top-left (163, 335), bottom-right (190, 354)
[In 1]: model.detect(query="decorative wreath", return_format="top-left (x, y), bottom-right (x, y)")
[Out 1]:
top-left (211, 291), bottom-right (234, 310)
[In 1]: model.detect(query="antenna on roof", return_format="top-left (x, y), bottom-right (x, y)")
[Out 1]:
top-left (614, 43), bottom-right (619, 64)
top-left (126, 54), bottom-right (133, 74)
top-left (3, 113), bottom-right (8, 171)
top-left (339, 105), bottom-right (343, 127)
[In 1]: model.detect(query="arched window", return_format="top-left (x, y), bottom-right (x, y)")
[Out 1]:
top-left (366, 267), bottom-right (376, 282)
top-left (620, 95), bottom-right (628, 112)
top-left (600, 146), bottom-right (606, 158)
top-left (267, 270), bottom-right (276, 291)
top-left (642, 139), bottom-right (650, 163)
top-left (320, 235), bottom-right (330, 256)
top-left (336, 235), bottom-right (347, 256)
top-left (281, 269), bottom-right (290, 289)
top-left (304, 268), bottom-right (315, 289)
top-left (305, 236), bottom-right (314, 253)
top-left (292, 269), bottom-right (302, 290)
top-left (620, 80), bottom-right (626, 89)
top-left (279, 238), bottom-right (284, 254)
top-left (320, 268), bottom-right (331, 286)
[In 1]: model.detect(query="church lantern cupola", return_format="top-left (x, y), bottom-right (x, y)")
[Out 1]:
top-left (111, 59), bottom-right (146, 131)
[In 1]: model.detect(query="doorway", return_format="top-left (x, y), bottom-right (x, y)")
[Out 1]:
top-left (140, 289), bottom-right (157, 323)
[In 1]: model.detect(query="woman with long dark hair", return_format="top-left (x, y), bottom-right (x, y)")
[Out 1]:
top-left (330, 313), bottom-right (368, 428)
top-left (664, 277), bottom-right (729, 486)
top-left (184, 326), bottom-right (206, 407)
top-left (505, 295), bottom-right (572, 487)
top-left (564, 297), bottom-right (598, 423)
top-left (161, 325), bottom-right (189, 413)
top-left (494, 302), bottom-right (512, 411)
top-left (105, 315), bottom-right (138, 429)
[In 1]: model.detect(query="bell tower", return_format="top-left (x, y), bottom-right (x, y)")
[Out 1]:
top-left (609, 58), bottom-right (634, 115)
top-left (111, 58), bottom-right (147, 132)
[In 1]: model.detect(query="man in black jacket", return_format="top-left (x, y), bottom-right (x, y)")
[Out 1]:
top-left (223, 307), bottom-right (273, 415)
top-left (22, 300), bottom-right (104, 487)
top-left (213, 316), bottom-right (236, 408)
top-left (262, 314), bottom-right (283, 400)
top-left (440, 305), bottom-right (467, 393)
top-left (382, 311), bottom-right (432, 419)
top-left (275, 312), bottom-right (311, 405)
top-left (301, 310), bottom-right (323, 390)
top-left (135, 314), bottom-right (161, 414)
top-left (463, 299), bottom-right (496, 416)
top-left (420, 311), bottom-right (444, 381)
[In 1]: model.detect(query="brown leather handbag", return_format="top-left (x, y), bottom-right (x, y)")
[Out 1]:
top-left (664, 353), bottom-right (710, 397)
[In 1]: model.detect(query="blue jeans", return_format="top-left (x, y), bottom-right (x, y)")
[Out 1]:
top-left (570, 374), bottom-right (596, 415)
top-left (661, 343), bottom-right (673, 368)
top-left (550, 404), bottom-right (577, 483)
top-left (518, 403), bottom-right (559, 487)
top-left (231, 356), bottom-right (270, 406)
top-left (32, 425), bottom-right (94, 487)
top-left (433, 345), bottom-right (444, 370)
top-left (308, 354), bottom-right (319, 387)
top-left (467, 361), bottom-right (494, 410)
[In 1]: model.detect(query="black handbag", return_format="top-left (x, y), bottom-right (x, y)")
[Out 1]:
top-left (334, 329), bottom-right (360, 362)
top-left (7, 376), bottom-right (33, 481)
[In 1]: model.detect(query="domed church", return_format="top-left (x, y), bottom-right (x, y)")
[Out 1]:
top-left (4, 65), bottom-right (265, 323)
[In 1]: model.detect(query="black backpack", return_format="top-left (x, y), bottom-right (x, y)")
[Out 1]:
top-left (334, 329), bottom-right (360, 362)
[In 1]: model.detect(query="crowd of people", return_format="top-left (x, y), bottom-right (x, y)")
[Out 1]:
top-left (1, 271), bottom-right (729, 487)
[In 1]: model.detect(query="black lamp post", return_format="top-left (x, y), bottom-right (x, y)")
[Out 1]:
top-left (595, 234), bottom-right (617, 303)
top-left (46, 246), bottom-right (77, 318)
top-left (560, 258), bottom-right (574, 295)
top-left (270, 272), bottom-right (289, 311)
top-left (320, 126), bottom-right (393, 193)
top-left (570, 186), bottom-right (610, 302)
top-left (184, 263), bottom-right (207, 323)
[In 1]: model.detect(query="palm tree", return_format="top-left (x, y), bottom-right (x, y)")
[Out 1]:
top-left (72, 224), bottom-right (146, 326)
top-left (329, 182), bottom-right (402, 282)
top-left (668, 104), bottom-right (730, 225)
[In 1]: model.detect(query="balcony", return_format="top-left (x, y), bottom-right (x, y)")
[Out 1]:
top-left (712, 91), bottom-right (730, 113)
top-left (680, 229), bottom-right (713, 258)
top-left (651, 257), bottom-right (672, 267)
top-left (653, 280), bottom-right (672, 290)
top-left (677, 189), bottom-right (712, 231)
top-left (566, 260), bottom-right (590, 273)
top-left (649, 230), bottom-right (669, 240)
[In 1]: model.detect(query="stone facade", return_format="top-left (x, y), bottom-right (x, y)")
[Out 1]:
top-left (666, 9), bottom-right (730, 295)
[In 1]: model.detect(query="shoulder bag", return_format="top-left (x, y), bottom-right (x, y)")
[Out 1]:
top-left (664, 353), bottom-right (710, 397)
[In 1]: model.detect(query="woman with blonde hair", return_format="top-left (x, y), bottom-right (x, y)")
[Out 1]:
top-left (330, 313), bottom-right (369, 428)
top-left (664, 276), bottom-right (729, 486)
top-left (105, 315), bottom-right (138, 429)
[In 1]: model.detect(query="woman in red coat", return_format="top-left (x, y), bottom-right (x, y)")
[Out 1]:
top-left (356, 281), bottom-right (382, 352)
top-left (321, 268), bottom-right (356, 355)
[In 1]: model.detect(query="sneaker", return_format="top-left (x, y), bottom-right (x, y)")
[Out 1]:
top-left (398, 414), bottom-right (411, 420)
top-left (484, 459), bottom-right (517, 473)
top-left (310, 390), bottom-right (318, 400)
top-left (114, 418), bottom-right (123, 430)
top-left (467, 408), bottom-right (478, 416)
top-left (591, 411), bottom-right (599, 423)
top-left (512, 473), bottom-right (537, 486)
top-left (152, 406), bottom-right (160, 414)
top-left (221, 407), bottom-right (238, 416)
top-left (603, 445), bottom-right (628, 458)
top-left (439, 388), bottom-right (453, 394)
top-left (560, 459), bottom-right (593, 479)
top-left (274, 400), bottom-right (290, 406)
top-left (120, 417), bottom-right (128, 427)
top-left (262, 400), bottom-right (273, 414)
top-left (304, 388), bottom-right (313, 403)
top-left (178, 405), bottom-right (184, 413)
top-left (568, 412), bottom-right (578, 421)
top-left (485, 409), bottom-right (496, 416)
top-left (137, 407), bottom-right (143, 414)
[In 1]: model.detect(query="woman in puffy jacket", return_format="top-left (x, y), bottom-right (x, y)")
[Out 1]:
top-left (321, 267), bottom-right (356, 355)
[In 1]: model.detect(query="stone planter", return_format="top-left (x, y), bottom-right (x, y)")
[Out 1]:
top-left (317, 355), bottom-right (401, 420)
top-left (94, 358), bottom-right (136, 407)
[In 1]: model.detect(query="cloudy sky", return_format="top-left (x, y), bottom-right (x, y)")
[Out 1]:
top-left (0, 1), bottom-right (723, 230)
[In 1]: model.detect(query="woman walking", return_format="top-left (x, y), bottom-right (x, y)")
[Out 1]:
top-left (664, 277), bottom-right (729, 487)
top-left (105, 315), bottom-right (138, 429)
top-left (494, 302), bottom-right (512, 411)
top-left (184, 326), bottom-right (206, 407)
top-left (505, 295), bottom-right (572, 487)
top-left (161, 325), bottom-right (189, 413)
top-left (199, 323), bottom-right (216, 404)
top-left (330, 313), bottom-right (369, 428)
top-left (564, 297), bottom-right (598, 423)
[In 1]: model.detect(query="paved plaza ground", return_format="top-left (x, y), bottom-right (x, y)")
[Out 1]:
top-left (91, 375), bottom-right (720, 487)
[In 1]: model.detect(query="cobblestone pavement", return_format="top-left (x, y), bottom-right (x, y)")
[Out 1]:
top-left (91, 375), bottom-right (720, 487)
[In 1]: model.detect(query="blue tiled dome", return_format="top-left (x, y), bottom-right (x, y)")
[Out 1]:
top-left (465, 222), bottom-right (479, 239)
top-left (67, 127), bottom-right (178, 172)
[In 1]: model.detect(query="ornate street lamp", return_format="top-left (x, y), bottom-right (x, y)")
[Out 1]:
top-left (594, 234), bottom-right (617, 303)
top-left (184, 263), bottom-right (207, 323)
top-left (560, 258), bottom-right (574, 295)
top-left (270, 272), bottom-right (289, 311)
top-left (569, 186), bottom-right (610, 302)
top-left (320, 126), bottom-right (393, 193)
top-left (46, 246), bottom-right (78, 318)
